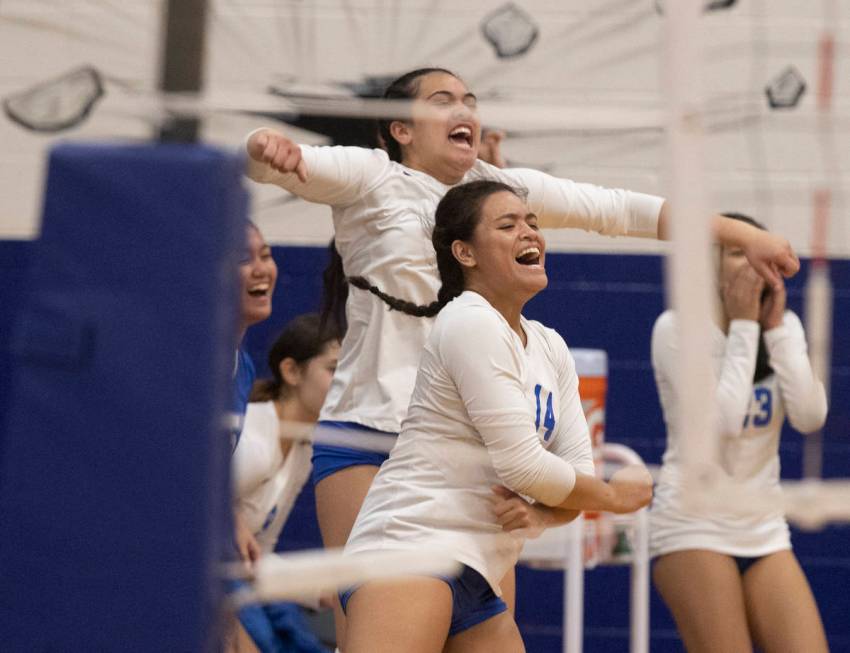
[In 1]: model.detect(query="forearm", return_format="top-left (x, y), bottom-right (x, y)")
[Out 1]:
top-left (554, 473), bottom-right (619, 512)
top-left (535, 505), bottom-right (581, 527)
top-left (658, 203), bottom-right (745, 243)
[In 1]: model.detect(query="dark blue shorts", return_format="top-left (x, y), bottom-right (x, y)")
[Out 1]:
top-left (339, 564), bottom-right (507, 637)
top-left (238, 601), bottom-right (328, 653)
top-left (310, 421), bottom-right (394, 486)
top-left (733, 554), bottom-right (766, 575)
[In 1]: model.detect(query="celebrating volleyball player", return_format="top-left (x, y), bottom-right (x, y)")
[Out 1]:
top-left (233, 313), bottom-right (340, 653)
top-left (244, 67), bottom-right (800, 644)
top-left (650, 214), bottom-right (828, 652)
top-left (339, 180), bottom-right (652, 653)
top-left (227, 221), bottom-right (278, 653)
top-left (232, 222), bottom-right (279, 562)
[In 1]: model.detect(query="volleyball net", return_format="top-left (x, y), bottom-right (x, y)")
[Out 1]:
top-left (1, 0), bottom-right (848, 601)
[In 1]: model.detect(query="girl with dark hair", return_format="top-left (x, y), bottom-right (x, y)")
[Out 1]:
top-left (341, 180), bottom-right (652, 652)
top-left (227, 221), bottom-right (278, 653)
top-left (234, 313), bottom-right (341, 554)
top-left (649, 213), bottom-right (828, 652)
top-left (231, 222), bottom-right (278, 452)
top-left (232, 313), bottom-right (340, 653)
top-left (244, 67), bottom-right (799, 645)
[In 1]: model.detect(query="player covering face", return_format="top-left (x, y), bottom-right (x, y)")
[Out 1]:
top-left (650, 213), bottom-right (828, 653)
top-left (341, 180), bottom-right (653, 653)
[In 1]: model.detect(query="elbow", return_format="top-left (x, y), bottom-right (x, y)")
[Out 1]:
top-left (494, 464), bottom-right (538, 501)
top-left (494, 463), bottom-right (564, 508)
top-left (788, 387), bottom-right (828, 434)
top-left (789, 407), bottom-right (827, 435)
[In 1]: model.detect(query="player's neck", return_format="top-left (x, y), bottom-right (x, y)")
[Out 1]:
top-left (467, 284), bottom-right (526, 346)
top-left (401, 154), bottom-right (465, 185)
top-left (276, 395), bottom-right (318, 427)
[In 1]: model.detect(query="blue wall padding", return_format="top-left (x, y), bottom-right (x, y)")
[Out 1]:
top-left (0, 144), bottom-right (246, 652)
top-left (244, 246), bottom-right (850, 653)
top-left (2, 233), bottom-right (849, 651)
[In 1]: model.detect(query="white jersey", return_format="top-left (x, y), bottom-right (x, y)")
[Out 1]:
top-left (649, 310), bottom-right (827, 558)
top-left (232, 401), bottom-right (312, 553)
top-left (247, 142), bottom-right (663, 433)
top-left (344, 291), bottom-right (595, 595)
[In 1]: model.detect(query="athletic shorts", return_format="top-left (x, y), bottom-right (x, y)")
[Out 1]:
top-left (733, 554), bottom-right (767, 575)
top-left (310, 420), bottom-right (394, 486)
top-left (339, 564), bottom-right (507, 636)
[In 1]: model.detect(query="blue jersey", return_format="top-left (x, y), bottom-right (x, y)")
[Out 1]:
top-left (230, 347), bottom-right (256, 452)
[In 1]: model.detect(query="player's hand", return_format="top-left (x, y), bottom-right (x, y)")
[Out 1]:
top-left (608, 465), bottom-right (653, 514)
top-left (234, 511), bottom-right (261, 570)
top-left (478, 129), bottom-right (507, 168)
top-left (742, 230), bottom-right (799, 290)
top-left (247, 129), bottom-right (308, 182)
top-left (759, 280), bottom-right (786, 331)
top-left (724, 264), bottom-right (765, 322)
top-left (490, 485), bottom-right (547, 537)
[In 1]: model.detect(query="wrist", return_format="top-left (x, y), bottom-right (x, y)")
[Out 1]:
top-left (534, 504), bottom-right (554, 527)
top-left (762, 318), bottom-right (783, 331)
top-left (714, 214), bottom-right (750, 248)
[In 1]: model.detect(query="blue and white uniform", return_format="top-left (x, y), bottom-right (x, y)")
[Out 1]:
top-left (233, 400), bottom-right (313, 553)
top-left (230, 347), bottom-right (256, 452)
top-left (649, 310), bottom-right (828, 558)
top-left (344, 292), bottom-right (594, 610)
top-left (247, 142), bottom-right (663, 470)
top-left (233, 400), bottom-right (328, 653)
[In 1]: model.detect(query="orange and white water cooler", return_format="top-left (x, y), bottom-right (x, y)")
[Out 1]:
top-left (571, 348), bottom-right (612, 567)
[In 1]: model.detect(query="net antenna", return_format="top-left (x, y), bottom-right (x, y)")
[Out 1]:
top-left (802, 0), bottom-right (837, 481)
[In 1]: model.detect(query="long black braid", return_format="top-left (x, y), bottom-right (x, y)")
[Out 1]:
top-left (345, 180), bottom-right (523, 317)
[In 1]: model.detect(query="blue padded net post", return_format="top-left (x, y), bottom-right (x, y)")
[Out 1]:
top-left (0, 143), bottom-right (246, 651)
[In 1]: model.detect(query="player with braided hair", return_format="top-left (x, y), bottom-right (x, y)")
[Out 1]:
top-left (245, 67), bottom-right (799, 647)
top-left (341, 180), bottom-right (652, 653)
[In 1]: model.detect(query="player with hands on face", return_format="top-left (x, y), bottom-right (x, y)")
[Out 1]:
top-left (650, 213), bottom-right (828, 653)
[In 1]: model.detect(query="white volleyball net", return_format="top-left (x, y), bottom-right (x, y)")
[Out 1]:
top-left (1, 0), bottom-right (847, 601)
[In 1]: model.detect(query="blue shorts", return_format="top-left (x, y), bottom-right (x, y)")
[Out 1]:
top-left (733, 554), bottom-right (766, 575)
top-left (238, 601), bottom-right (328, 653)
top-left (339, 564), bottom-right (507, 637)
top-left (310, 421), bottom-right (394, 486)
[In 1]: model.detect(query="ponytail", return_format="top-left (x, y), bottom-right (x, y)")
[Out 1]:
top-left (347, 276), bottom-right (443, 318)
top-left (319, 239), bottom-right (348, 337)
top-left (250, 313), bottom-right (341, 402)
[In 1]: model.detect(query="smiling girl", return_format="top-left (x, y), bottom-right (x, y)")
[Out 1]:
top-left (244, 67), bottom-right (799, 646)
top-left (340, 180), bottom-right (652, 653)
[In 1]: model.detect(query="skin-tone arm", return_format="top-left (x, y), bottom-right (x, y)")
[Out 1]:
top-left (492, 464), bottom-right (653, 534)
top-left (656, 202), bottom-right (800, 289)
top-left (555, 465), bottom-right (652, 514)
top-left (233, 510), bottom-right (261, 570)
top-left (490, 485), bottom-right (580, 533)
